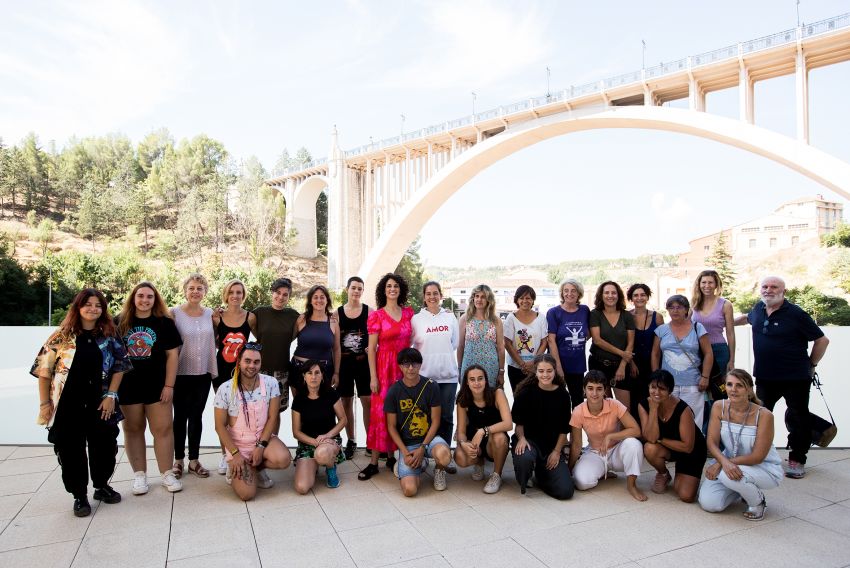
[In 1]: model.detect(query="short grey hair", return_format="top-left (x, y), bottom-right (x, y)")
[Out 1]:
top-left (559, 278), bottom-right (584, 301)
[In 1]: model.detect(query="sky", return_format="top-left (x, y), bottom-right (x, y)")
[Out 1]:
top-left (1, 0), bottom-right (849, 267)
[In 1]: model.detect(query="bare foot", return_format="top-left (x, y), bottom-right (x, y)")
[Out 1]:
top-left (628, 481), bottom-right (648, 502)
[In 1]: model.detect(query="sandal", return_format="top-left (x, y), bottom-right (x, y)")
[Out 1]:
top-left (188, 461), bottom-right (210, 478)
top-left (358, 463), bottom-right (380, 481)
top-left (743, 497), bottom-right (766, 521)
top-left (173, 461), bottom-right (184, 480)
top-left (651, 470), bottom-right (672, 494)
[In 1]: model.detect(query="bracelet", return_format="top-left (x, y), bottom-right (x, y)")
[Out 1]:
top-left (164, 385), bottom-right (174, 389)
top-left (483, 425), bottom-right (490, 436)
top-left (256, 440), bottom-right (269, 448)
top-left (229, 447), bottom-right (239, 456)
top-left (40, 401), bottom-right (52, 407)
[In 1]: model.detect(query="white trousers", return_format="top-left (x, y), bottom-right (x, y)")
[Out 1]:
top-left (673, 385), bottom-right (704, 428)
top-left (573, 437), bottom-right (643, 491)
top-left (698, 464), bottom-right (781, 511)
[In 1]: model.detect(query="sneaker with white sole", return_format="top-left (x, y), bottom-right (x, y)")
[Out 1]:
top-left (483, 472), bottom-right (502, 494)
top-left (132, 471), bottom-right (149, 495)
top-left (225, 466), bottom-right (233, 485)
top-left (256, 469), bottom-right (274, 489)
top-left (471, 464), bottom-right (484, 481)
top-left (218, 454), bottom-right (228, 475)
top-left (161, 471), bottom-right (183, 493)
top-left (784, 459), bottom-right (805, 479)
top-left (433, 468), bottom-right (447, 491)
top-left (445, 460), bottom-right (458, 474)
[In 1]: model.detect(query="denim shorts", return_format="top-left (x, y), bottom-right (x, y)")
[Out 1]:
top-left (396, 436), bottom-right (449, 479)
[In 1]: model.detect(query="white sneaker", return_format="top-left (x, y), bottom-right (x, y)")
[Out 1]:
top-left (225, 466), bottom-right (233, 485)
top-left (483, 472), bottom-right (502, 494)
top-left (218, 454), bottom-right (228, 475)
top-left (161, 471), bottom-right (183, 493)
top-left (256, 469), bottom-right (274, 489)
top-left (471, 464), bottom-right (484, 481)
top-left (132, 471), bottom-right (149, 495)
top-left (433, 468), bottom-right (447, 491)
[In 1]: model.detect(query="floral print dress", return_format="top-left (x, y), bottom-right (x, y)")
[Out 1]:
top-left (366, 306), bottom-right (414, 452)
top-left (461, 318), bottom-right (499, 387)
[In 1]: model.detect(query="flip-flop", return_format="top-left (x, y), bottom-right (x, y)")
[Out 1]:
top-left (188, 461), bottom-right (210, 478)
top-left (358, 463), bottom-right (380, 481)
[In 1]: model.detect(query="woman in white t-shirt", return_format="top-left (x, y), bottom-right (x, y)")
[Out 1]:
top-left (504, 285), bottom-right (549, 393)
top-left (411, 281), bottom-right (459, 471)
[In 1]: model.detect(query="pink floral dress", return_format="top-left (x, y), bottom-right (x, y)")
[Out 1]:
top-left (366, 306), bottom-right (414, 452)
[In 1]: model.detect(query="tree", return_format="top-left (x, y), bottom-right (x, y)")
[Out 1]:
top-left (826, 249), bottom-right (850, 294)
top-left (395, 237), bottom-right (427, 311)
top-left (821, 222), bottom-right (850, 248)
top-left (786, 285), bottom-right (850, 326)
top-left (705, 231), bottom-right (736, 290)
top-left (19, 133), bottom-right (50, 211)
top-left (35, 219), bottom-right (57, 257)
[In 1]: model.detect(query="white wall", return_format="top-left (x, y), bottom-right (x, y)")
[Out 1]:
top-left (2, 326), bottom-right (847, 447)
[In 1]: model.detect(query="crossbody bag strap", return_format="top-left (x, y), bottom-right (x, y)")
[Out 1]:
top-left (400, 379), bottom-right (433, 432)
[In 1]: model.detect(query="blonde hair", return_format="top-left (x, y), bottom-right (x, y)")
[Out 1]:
top-left (691, 270), bottom-right (721, 312)
top-left (465, 284), bottom-right (498, 324)
top-left (725, 368), bottom-right (762, 405)
top-left (182, 273), bottom-right (208, 293)
top-left (221, 279), bottom-right (246, 304)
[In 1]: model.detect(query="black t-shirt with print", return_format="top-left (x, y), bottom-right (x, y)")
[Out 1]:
top-left (122, 315), bottom-right (182, 380)
top-left (384, 376), bottom-right (441, 446)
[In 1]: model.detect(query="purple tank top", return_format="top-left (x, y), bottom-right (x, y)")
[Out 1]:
top-left (692, 297), bottom-right (727, 344)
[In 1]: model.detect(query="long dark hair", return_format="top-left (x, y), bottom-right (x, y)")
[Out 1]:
top-left (375, 273), bottom-right (409, 308)
top-left (297, 360), bottom-right (331, 397)
top-left (117, 281), bottom-right (171, 336)
top-left (514, 353), bottom-right (565, 396)
top-left (59, 288), bottom-right (116, 338)
top-left (304, 285), bottom-right (333, 318)
top-left (456, 365), bottom-right (495, 408)
top-left (594, 281), bottom-right (626, 311)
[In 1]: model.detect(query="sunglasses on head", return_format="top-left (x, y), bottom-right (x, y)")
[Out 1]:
top-left (243, 342), bottom-right (262, 352)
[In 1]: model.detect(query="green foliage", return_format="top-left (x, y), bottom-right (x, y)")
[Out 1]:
top-left (727, 289), bottom-right (759, 314)
top-left (26, 210), bottom-right (38, 227)
top-left (825, 249), bottom-right (850, 294)
top-left (395, 237), bottom-right (428, 311)
top-left (821, 222), bottom-right (850, 248)
top-left (34, 218), bottom-right (57, 256)
top-left (705, 231), bottom-right (736, 289)
top-left (785, 285), bottom-right (850, 326)
top-left (0, 251), bottom-right (40, 324)
top-left (205, 266), bottom-right (276, 311)
top-left (316, 191), bottom-right (328, 249)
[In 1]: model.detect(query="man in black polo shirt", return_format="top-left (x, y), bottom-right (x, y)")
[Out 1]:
top-left (736, 276), bottom-right (830, 479)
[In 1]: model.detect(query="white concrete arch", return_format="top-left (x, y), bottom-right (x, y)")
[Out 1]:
top-left (359, 105), bottom-right (850, 286)
top-left (291, 174), bottom-right (329, 258)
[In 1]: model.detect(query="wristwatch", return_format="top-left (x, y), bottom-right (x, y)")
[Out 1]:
top-left (256, 440), bottom-right (269, 448)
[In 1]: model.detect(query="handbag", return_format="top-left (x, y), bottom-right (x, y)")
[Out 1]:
top-left (786, 372), bottom-right (838, 448)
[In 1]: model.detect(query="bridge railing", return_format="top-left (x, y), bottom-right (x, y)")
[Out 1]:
top-left (276, 12), bottom-right (850, 177)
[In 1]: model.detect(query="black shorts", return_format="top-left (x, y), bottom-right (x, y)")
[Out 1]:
top-left (118, 372), bottom-right (165, 406)
top-left (338, 354), bottom-right (370, 398)
top-left (668, 443), bottom-right (707, 478)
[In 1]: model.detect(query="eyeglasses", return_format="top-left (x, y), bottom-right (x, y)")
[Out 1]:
top-left (399, 362), bottom-right (421, 369)
top-left (243, 342), bottom-right (263, 351)
top-left (762, 320), bottom-right (770, 335)
top-left (667, 305), bottom-right (687, 311)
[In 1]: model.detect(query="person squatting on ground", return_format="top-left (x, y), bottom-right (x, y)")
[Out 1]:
top-left (213, 343), bottom-right (291, 501)
top-left (735, 275), bottom-right (829, 480)
top-left (569, 370), bottom-right (647, 502)
top-left (638, 369), bottom-right (706, 502)
top-left (291, 361), bottom-right (347, 493)
top-left (699, 369), bottom-right (783, 521)
top-left (511, 354), bottom-right (575, 500)
top-left (32, 288), bottom-right (132, 517)
top-left (384, 348), bottom-right (452, 497)
top-left (454, 365), bottom-right (512, 493)
top-left (116, 281), bottom-right (183, 495)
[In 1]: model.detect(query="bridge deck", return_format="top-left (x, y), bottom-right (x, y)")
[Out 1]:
top-left (1, 445), bottom-right (848, 567)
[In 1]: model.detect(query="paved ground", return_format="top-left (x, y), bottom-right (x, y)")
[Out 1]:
top-left (0, 445), bottom-right (848, 567)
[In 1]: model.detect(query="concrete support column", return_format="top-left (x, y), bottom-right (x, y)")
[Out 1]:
top-left (365, 159), bottom-right (373, 250)
top-left (643, 84), bottom-right (654, 107)
top-left (795, 28), bottom-right (809, 143)
top-left (688, 76), bottom-right (705, 111)
top-left (738, 48), bottom-right (754, 124)
top-left (405, 148), bottom-right (411, 200)
top-left (450, 135), bottom-right (457, 159)
top-left (427, 142), bottom-right (433, 179)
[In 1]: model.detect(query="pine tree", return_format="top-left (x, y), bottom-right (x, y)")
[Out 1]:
top-left (705, 231), bottom-right (736, 289)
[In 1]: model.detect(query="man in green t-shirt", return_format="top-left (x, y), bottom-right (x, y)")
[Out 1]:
top-left (252, 278), bottom-right (299, 414)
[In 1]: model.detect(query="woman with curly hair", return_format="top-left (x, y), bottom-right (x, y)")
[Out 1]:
top-left (116, 282), bottom-right (183, 495)
top-left (293, 284), bottom-right (342, 387)
top-left (458, 284), bottom-right (505, 388)
top-left (31, 288), bottom-right (131, 517)
top-left (359, 273), bottom-right (414, 480)
top-left (588, 281), bottom-right (636, 408)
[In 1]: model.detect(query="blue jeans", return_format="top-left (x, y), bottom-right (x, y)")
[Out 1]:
top-left (396, 436), bottom-right (449, 478)
top-left (437, 382), bottom-right (457, 444)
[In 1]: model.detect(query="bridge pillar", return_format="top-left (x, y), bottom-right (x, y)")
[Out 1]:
top-left (795, 28), bottom-right (810, 143)
top-left (738, 48), bottom-right (754, 124)
top-left (688, 76), bottom-right (705, 111)
top-left (325, 129), bottom-right (366, 289)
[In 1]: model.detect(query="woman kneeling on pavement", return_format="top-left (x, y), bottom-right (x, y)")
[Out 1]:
top-left (699, 369), bottom-right (782, 521)
top-left (511, 354), bottom-right (575, 500)
top-left (454, 365), bottom-right (512, 494)
top-left (569, 370), bottom-right (647, 501)
top-left (292, 361), bottom-right (347, 493)
top-left (638, 369), bottom-right (706, 502)
top-left (214, 343), bottom-right (291, 501)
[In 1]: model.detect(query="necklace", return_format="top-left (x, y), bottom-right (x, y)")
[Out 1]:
top-left (725, 401), bottom-right (752, 457)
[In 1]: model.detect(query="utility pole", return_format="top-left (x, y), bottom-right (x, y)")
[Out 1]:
top-left (796, 0), bottom-right (801, 27)
top-left (400, 114), bottom-right (405, 136)
top-left (642, 39), bottom-right (646, 70)
top-left (546, 67), bottom-right (551, 98)
top-left (471, 92), bottom-right (477, 118)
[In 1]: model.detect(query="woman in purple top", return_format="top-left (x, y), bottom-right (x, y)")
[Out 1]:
top-left (546, 278), bottom-right (590, 408)
top-left (690, 270), bottom-right (735, 377)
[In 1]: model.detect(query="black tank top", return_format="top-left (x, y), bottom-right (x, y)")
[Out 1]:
top-left (465, 401), bottom-right (502, 439)
top-left (338, 304), bottom-right (369, 356)
top-left (216, 312), bottom-right (252, 381)
top-left (639, 398), bottom-right (707, 446)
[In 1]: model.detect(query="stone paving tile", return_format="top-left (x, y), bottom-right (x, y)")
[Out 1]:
top-left (409, 507), bottom-right (505, 555)
top-left (0, 470), bottom-right (50, 496)
top-left (514, 519), bottom-right (633, 568)
top-left (167, 549), bottom-right (261, 568)
top-left (383, 554), bottom-right (452, 567)
top-left (444, 537), bottom-right (547, 568)
top-left (338, 518), bottom-right (436, 567)
top-left (319, 491), bottom-right (404, 532)
top-left (635, 516), bottom-right (850, 567)
top-left (0, 454), bottom-right (59, 476)
top-left (384, 485), bottom-right (468, 519)
top-left (0, 509), bottom-right (91, 552)
top-left (796, 502), bottom-right (850, 536)
top-left (168, 512), bottom-right (256, 562)
top-left (258, 532), bottom-right (356, 568)
top-left (0, 493), bottom-right (30, 520)
top-left (0, 447), bottom-right (18, 461)
top-left (72, 518), bottom-right (170, 568)
top-left (251, 500), bottom-right (335, 541)
top-left (7, 445), bottom-right (57, 459)
top-left (0, 539), bottom-right (80, 568)
top-left (312, 470), bottom-right (382, 503)
top-left (794, 458), bottom-right (850, 503)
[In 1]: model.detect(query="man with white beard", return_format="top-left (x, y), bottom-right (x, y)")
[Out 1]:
top-left (735, 276), bottom-right (829, 479)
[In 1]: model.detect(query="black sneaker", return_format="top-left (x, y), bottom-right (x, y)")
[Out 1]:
top-left (378, 452), bottom-right (388, 461)
top-left (344, 439), bottom-right (357, 460)
top-left (93, 485), bottom-right (122, 504)
top-left (73, 497), bottom-right (91, 517)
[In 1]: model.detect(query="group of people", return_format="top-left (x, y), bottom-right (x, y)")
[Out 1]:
top-left (32, 269), bottom-right (828, 523)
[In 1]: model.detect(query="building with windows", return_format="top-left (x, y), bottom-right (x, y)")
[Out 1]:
top-left (446, 279), bottom-right (558, 317)
top-left (678, 195), bottom-right (844, 280)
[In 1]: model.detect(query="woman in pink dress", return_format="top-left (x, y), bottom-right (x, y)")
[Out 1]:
top-left (358, 273), bottom-right (414, 480)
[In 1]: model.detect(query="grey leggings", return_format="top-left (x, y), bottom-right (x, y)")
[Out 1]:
top-left (698, 464), bottom-right (781, 511)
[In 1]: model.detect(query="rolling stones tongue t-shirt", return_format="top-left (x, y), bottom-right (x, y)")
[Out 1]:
top-left (122, 315), bottom-right (183, 380)
top-left (216, 312), bottom-right (252, 384)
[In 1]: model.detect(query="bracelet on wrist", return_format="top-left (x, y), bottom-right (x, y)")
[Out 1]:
top-left (229, 447), bottom-right (239, 456)
top-left (40, 401), bottom-right (51, 407)
top-left (164, 385), bottom-right (174, 389)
